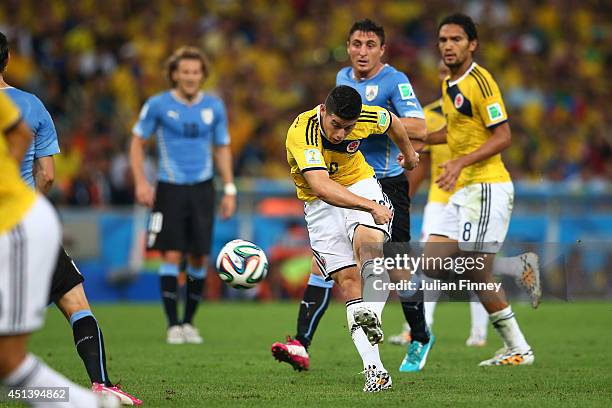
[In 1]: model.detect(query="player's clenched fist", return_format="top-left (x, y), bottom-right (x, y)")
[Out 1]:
top-left (397, 152), bottom-right (420, 171)
top-left (369, 202), bottom-right (393, 225)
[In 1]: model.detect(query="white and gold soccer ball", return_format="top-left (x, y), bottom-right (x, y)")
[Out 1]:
top-left (215, 239), bottom-right (268, 289)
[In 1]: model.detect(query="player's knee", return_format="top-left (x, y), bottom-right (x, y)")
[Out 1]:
top-left (353, 227), bottom-right (384, 261)
top-left (334, 270), bottom-right (361, 298)
top-left (162, 251), bottom-right (182, 265)
top-left (310, 258), bottom-right (323, 276)
top-left (354, 242), bottom-right (384, 265)
top-left (57, 284), bottom-right (91, 319)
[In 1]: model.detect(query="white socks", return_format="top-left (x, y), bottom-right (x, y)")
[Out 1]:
top-left (346, 298), bottom-right (384, 371)
top-left (469, 297), bottom-right (489, 336)
top-left (489, 306), bottom-right (530, 352)
top-left (2, 353), bottom-right (98, 407)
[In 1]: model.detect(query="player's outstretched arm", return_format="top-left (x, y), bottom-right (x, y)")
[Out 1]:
top-left (213, 144), bottom-right (236, 219)
top-left (399, 116), bottom-right (427, 141)
top-left (129, 134), bottom-right (155, 207)
top-left (33, 156), bottom-right (55, 194)
top-left (420, 126), bottom-right (448, 145)
top-left (387, 112), bottom-right (419, 170)
top-left (4, 120), bottom-right (33, 163)
top-left (303, 169), bottom-right (391, 225)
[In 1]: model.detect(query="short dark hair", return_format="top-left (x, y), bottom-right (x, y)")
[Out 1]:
top-left (325, 86), bottom-right (362, 121)
top-left (165, 46), bottom-right (209, 87)
top-left (348, 18), bottom-right (385, 45)
top-left (438, 13), bottom-right (478, 41)
top-left (0, 32), bottom-right (9, 73)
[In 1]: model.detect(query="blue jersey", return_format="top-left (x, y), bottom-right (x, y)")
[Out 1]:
top-left (2, 87), bottom-right (60, 188)
top-left (336, 64), bottom-right (424, 178)
top-left (133, 91), bottom-right (230, 184)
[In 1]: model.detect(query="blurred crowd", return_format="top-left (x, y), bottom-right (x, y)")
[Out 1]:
top-left (1, 0), bottom-right (610, 206)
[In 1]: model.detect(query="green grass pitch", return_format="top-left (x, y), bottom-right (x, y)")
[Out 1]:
top-left (20, 301), bottom-right (612, 407)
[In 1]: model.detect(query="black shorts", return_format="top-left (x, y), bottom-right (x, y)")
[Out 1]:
top-left (147, 180), bottom-right (215, 256)
top-left (379, 173), bottom-right (411, 242)
top-left (49, 247), bottom-right (84, 304)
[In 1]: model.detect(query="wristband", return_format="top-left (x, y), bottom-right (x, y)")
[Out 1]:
top-left (223, 183), bottom-right (237, 195)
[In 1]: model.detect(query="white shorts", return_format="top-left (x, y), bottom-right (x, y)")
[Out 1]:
top-left (0, 197), bottom-right (61, 335)
top-left (429, 182), bottom-right (513, 253)
top-left (304, 177), bottom-right (392, 280)
top-left (420, 201), bottom-right (447, 241)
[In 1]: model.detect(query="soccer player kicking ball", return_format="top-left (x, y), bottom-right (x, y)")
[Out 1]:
top-left (414, 14), bottom-right (535, 366)
top-left (0, 32), bottom-right (141, 405)
top-left (273, 18), bottom-right (434, 374)
top-left (277, 85), bottom-right (419, 392)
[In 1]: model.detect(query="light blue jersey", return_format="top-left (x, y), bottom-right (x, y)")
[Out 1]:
top-left (336, 64), bottom-right (424, 178)
top-left (2, 87), bottom-right (60, 188)
top-left (133, 91), bottom-right (230, 184)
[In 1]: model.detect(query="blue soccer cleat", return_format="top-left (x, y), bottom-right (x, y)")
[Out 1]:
top-left (399, 334), bottom-right (435, 372)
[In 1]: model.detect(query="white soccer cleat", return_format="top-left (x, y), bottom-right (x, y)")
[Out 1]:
top-left (362, 366), bottom-right (392, 392)
top-left (478, 348), bottom-right (534, 366)
top-left (465, 329), bottom-right (487, 347)
top-left (517, 252), bottom-right (542, 308)
top-left (388, 323), bottom-right (412, 346)
top-left (166, 325), bottom-right (185, 344)
top-left (182, 323), bottom-right (203, 344)
top-left (353, 307), bottom-right (384, 345)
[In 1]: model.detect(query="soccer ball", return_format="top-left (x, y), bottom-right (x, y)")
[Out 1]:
top-left (215, 239), bottom-right (269, 289)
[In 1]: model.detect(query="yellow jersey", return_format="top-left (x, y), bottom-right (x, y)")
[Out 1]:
top-left (286, 104), bottom-right (392, 201)
top-left (441, 62), bottom-right (511, 188)
top-left (423, 99), bottom-right (452, 204)
top-left (0, 92), bottom-right (36, 233)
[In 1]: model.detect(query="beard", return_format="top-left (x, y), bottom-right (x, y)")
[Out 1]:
top-left (444, 58), bottom-right (464, 69)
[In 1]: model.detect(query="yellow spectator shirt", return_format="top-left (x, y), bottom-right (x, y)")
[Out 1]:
top-left (286, 104), bottom-right (391, 202)
top-left (0, 92), bottom-right (36, 233)
top-left (441, 62), bottom-right (511, 188)
top-left (423, 99), bottom-right (452, 204)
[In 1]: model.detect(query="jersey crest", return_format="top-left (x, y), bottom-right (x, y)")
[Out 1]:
top-left (446, 82), bottom-right (472, 117)
top-left (200, 108), bottom-right (214, 124)
top-left (454, 93), bottom-right (464, 109)
top-left (365, 85), bottom-right (379, 102)
top-left (346, 140), bottom-right (361, 153)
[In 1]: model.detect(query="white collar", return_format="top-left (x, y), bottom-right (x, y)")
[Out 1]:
top-left (448, 62), bottom-right (476, 87)
top-left (170, 90), bottom-right (204, 106)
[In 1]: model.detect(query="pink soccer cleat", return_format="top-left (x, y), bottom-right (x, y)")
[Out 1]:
top-left (92, 383), bottom-right (143, 406)
top-left (271, 336), bottom-right (310, 371)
